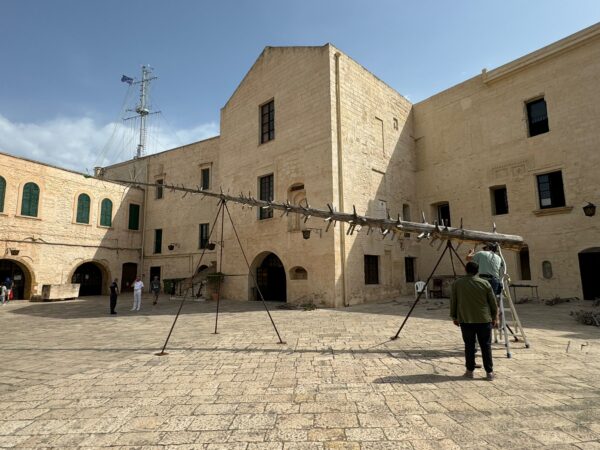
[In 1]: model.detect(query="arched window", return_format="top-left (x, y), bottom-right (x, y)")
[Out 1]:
top-left (100, 198), bottom-right (112, 227)
top-left (21, 182), bottom-right (40, 217)
top-left (287, 183), bottom-right (306, 232)
top-left (542, 261), bottom-right (553, 279)
top-left (290, 266), bottom-right (308, 280)
top-left (0, 176), bottom-right (6, 212)
top-left (76, 193), bottom-right (91, 224)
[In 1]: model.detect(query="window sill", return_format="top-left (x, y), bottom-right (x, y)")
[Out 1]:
top-left (258, 217), bottom-right (275, 222)
top-left (527, 130), bottom-right (550, 139)
top-left (259, 139), bottom-right (275, 147)
top-left (73, 222), bottom-right (92, 226)
top-left (128, 229), bottom-right (141, 232)
top-left (15, 214), bottom-right (41, 221)
top-left (533, 206), bottom-right (573, 216)
top-left (98, 225), bottom-right (113, 229)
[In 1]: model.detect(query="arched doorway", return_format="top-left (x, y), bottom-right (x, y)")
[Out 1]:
top-left (251, 252), bottom-right (287, 302)
top-left (0, 259), bottom-right (32, 300)
top-left (579, 248), bottom-right (600, 300)
top-left (121, 262), bottom-right (138, 292)
top-left (71, 262), bottom-right (105, 296)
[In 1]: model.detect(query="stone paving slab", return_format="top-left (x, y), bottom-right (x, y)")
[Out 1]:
top-left (0, 295), bottom-right (599, 449)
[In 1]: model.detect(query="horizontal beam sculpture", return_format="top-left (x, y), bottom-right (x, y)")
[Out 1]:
top-left (95, 176), bottom-right (525, 250)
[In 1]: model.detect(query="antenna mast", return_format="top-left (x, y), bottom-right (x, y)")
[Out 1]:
top-left (123, 65), bottom-right (159, 159)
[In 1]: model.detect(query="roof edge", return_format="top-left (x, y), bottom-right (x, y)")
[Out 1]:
top-left (483, 22), bottom-right (600, 84)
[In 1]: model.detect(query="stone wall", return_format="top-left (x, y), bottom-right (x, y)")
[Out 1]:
top-left (0, 153), bottom-right (143, 298)
top-left (413, 27), bottom-right (600, 298)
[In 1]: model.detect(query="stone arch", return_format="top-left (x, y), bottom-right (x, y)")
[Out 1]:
top-left (0, 257), bottom-right (36, 300)
top-left (249, 251), bottom-right (287, 302)
top-left (289, 266), bottom-right (308, 280)
top-left (69, 260), bottom-right (111, 296)
top-left (578, 247), bottom-right (600, 300)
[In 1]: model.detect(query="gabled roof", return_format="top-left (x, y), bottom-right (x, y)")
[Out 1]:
top-left (222, 45), bottom-right (330, 110)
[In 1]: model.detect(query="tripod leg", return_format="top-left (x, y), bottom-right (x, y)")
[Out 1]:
top-left (156, 200), bottom-right (225, 356)
top-left (391, 242), bottom-right (450, 340)
top-left (213, 200), bottom-right (226, 334)
top-left (223, 202), bottom-right (286, 344)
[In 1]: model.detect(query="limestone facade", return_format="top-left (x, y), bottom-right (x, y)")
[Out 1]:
top-left (0, 153), bottom-right (143, 299)
top-left (10, 23), bottom-right (600, 304)
top-left (104, 25), bottom-right (600, 304)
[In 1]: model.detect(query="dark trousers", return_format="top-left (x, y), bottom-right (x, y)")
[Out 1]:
top-left (110, 295), bottom-right (117, 313)
top-left (460, 323), bottom-right (493, 373)
top-left (481, 275), bottom-right (502, 295)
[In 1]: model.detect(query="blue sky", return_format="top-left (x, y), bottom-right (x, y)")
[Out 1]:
top-left (1, 1), bottom-right (599, 171)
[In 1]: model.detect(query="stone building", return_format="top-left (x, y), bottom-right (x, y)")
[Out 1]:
top-left (0, 152), bottom-right (143, 299)
top-left (4, 23), bottom-right (599, 304)
top-left (102, 22), bottom-right (600, 305)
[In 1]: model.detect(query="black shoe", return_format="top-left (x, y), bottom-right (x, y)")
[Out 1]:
top-left (110, 312), bottom-right (117, 315)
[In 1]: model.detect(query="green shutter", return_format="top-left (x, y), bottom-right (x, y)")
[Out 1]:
top-left (128, 204), bottom-right (140, 230)
top-left (0, 177), bottom-right (5, 213)
top-left (76, 194), bottom-right (91, 223)
top-left (21, 182), bottom-right (40, 217)
top-left (100, 199), bottom-right (112, 227)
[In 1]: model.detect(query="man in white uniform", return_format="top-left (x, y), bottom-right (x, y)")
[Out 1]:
top-left (131, 276), bottom-right (144, 311)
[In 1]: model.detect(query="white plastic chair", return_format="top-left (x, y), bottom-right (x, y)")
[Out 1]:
top-left (414, 281), bottom-right (428, 299)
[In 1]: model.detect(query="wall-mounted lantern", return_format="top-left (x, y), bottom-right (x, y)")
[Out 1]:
top-left (583, 202), bottom-right (596, 217)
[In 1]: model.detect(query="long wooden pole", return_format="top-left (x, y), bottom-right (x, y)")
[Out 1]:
top-left (93, 176), bottom-right (525, 250)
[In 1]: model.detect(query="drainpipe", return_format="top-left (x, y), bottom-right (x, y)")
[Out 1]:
top-left (334, 52), bottom-right (348, 307)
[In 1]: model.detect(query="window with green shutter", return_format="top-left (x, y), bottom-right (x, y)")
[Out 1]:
top-left (76, 193), bottom-right (91, 223)
top-left (21, 182), bottom-right (40, 217)
top-left (100, 198), bottom-right (112, 227)
top-left (0, 176), bottom-right (5, 213)
top-left (128, 203), bottom-right (140, 230)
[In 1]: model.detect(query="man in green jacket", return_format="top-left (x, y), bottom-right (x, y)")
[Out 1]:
top-left (451, 261), bottom-right (498, 380)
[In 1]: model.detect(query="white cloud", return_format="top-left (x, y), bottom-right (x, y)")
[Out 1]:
top-left (0, 114), bottom-right (219, 173)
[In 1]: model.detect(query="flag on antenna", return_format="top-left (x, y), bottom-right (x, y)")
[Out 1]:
top-left (121, 75), bottom-right (134, 85)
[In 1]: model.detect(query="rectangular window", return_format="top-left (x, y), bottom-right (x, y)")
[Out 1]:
top-left (526, 98), bottom-right (549, 137)
top-left (201, 168), bottom-right (210, 190)
top-left (259, 174), bottom-right (274, 220)
top-left (199, 223), bottom-right (209, 249)
top-left (154, 229), bottom-right (162, 254)
top-left (491, 186), bottom-right (509, 215)
top-left (364, 255), bottom-right (379, 285)
top-left (405, 257), bottom-right (416, 283)
top-left (128, 204), bottom-right (140, 230)
top-left (519, 248), bottom-right (531, 280)
top-left (156, 179), bottom-right (164, 199)
top-left (537, 171), bottom-right (565, 209)
top-left (437, 203), bottom-right (451, 227)
top-left (260, 100), bottom-right (275, 144)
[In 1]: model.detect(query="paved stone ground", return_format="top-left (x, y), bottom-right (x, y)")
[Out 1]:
top-left (0, 294), bottom-right (599, 449)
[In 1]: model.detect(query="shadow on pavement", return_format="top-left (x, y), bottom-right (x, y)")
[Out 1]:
top-left (373, 374), bottom-right (466, 384)
top-left (6, 296), bottom-right (286, 319)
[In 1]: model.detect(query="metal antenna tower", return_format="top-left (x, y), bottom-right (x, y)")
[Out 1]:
top-left (124, 65), bottom-right (159, 159)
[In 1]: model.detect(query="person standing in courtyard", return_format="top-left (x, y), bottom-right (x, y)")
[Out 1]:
top-left (151, 276), bottom-right (161, 305)
top-left (131, 276), bottom-right (144, 311)
top-left (450, 261), bottom-right (498, 380)
top-left (0, 283), bottom-right (7, 305)
top-left (467, 243), bottom-right (504, 296)
top-left (109, 278), bottom-right (119, 315)
top-left (4, 277), bottom-right (13, 302)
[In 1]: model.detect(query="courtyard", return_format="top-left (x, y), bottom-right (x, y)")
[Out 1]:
top-left (0, 295), bottom-right (599, 449)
